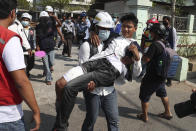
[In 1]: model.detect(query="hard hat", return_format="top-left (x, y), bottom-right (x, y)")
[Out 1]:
top-left (147, 17), bottom-right (159, 24)
top-left (39, 11), bottom-right (49, 18)
top-left (150, 23), bottom-right (166, 38)
top-left (93, 12), bottom-right (114, 29)
top-left (21, 13), bottom-right (31, 21)
top-left (45, 5), bottom-right (53, 12)
top-left (80, 12), bottom-right (86, 17)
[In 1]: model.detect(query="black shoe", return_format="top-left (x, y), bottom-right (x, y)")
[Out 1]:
top-left (166, 81), bottom-right (172, 87)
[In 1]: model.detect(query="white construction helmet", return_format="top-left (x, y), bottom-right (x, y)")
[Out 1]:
top-left (39, 11), bottom-right (49, 18)
top-left (21, 13), bottom-right (31, 21)
top-left (45, 5), bottom-right (53, 12)
top-left (93, 12), bottom-right (114, 28)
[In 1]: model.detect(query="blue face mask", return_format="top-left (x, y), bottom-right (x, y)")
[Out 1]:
top-left (98, 29), bottom-right (110, 42)
top-left (21, 21), bottom-right (29, 27)
top-left (113, 18), bottom-right (117, 23)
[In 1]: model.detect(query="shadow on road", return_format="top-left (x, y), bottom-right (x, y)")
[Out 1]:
top-left (118, 91), bottom-right (187, 131)
top-left (24, 110), bottom-right (55, 131)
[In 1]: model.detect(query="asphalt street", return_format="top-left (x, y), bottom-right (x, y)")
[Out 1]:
top-left (23, 45), bottom-right (196, 131)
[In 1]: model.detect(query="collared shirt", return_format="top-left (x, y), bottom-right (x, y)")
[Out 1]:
top-left (78, 41), bottom-right (114, 96)
top-left (8, 19), bottom-right (31, 55)
top-left (62, 21), bottom-right (76, 36)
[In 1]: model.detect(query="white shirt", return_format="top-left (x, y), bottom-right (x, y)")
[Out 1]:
top-left (78, 41), bottom-right (114, 96)
top-left (8, 19), bottom-right (31, 55)
top-left (62, 21), bottom-right (76, 36)
top-left (90, 36), bottom-right (142, 84)
top-left (0, 37), bottom-right (26, 123)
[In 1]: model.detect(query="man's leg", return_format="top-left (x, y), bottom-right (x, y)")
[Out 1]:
top-left (82, 92), bottom-right (100, 131)
top-left (102, 89), bottom-right (119, 131)
top-left (67, 39), bottom-right (72, 57)
top-left (42, 53), bottom-right (52, 84)
top-left (161, 97), bottom-right (172, 116)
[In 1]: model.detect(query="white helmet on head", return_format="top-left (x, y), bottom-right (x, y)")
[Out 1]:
top-left (93, 12), bottom-right (114, 29)
top-left (45, 5), bottom-right (53, 12)
top-left (39, 11), bottom-right (49, 18)
top-left (21, 13), bottom-right (31, 21)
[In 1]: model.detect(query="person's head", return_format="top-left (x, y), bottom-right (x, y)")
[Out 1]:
top-left (163, 16), bottom-right (171, 27)
top-left (45, 5), bottom-right (54, 16)
top-left (93, 12), bottom-right (114, 42)
top-left (0, 0), bottom-right (17, 27)
top-left (39, 11), bottom-right (49, 23)
top-left (67, 15), bottom-right (71, 22)
top-left (120, 13), bottom-right (138, 38)
top-left (80, 12), bottom-right (86, 22)
top-left (21, 13), bottom-right (31, 28)
top-left (62, 15), bottom-right (66, 21)
top-left (112, 14), bottom-right (119, 24)
top-left (149, 23), bottom-right (166, 41)
top-left (146, 17), bottom-right (159, 29)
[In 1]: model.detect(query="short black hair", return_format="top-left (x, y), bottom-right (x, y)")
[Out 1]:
top-left (163, 16), bottom-right (171, 22)
top-left (0, 0), bottom-right (17, 19)
top-left (120, 13), bottom-right (138, 27)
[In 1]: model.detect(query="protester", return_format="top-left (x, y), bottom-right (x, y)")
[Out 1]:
top-left (76, 12), bottom-right (91, 45)
top-left (21, 12), bottom-right (36, 77)
top-left (138, 17), bottom-right (159, 78)
top-left (111, 14), bottom-right (121, 34)
top-left (163, 16), bottom-right (177, 87)
top-left (79, 12), bottom-right (120, 131)
top-left (36, 11), bottom-right (56, 85)
top-left (8, 10), bottom-right (31, 60)
top-left (61, 15), bottom-right (76, 57)
top-left (52, 13), bottom-right (142, 131)
top-left (138, 23), bottom-right (173, 122)
top-left (0, 0), bottom-right (40, 130)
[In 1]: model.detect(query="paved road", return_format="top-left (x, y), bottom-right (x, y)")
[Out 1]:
top-left (23, 45), bottom-right (196, 131)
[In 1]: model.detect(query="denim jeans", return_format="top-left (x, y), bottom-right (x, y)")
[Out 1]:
top-left (42, 50), bottom-right (55, 82)
top-left (82, 89), bottom-right (119, 131)
top-left (0, 118), bottom-right (25, 131)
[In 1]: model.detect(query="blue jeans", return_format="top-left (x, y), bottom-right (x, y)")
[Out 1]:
top-left (42, 50), bottom-right (55, 82)
top-left (82, 89), bottom-right (119, 131)
top-left (0, 118), bottom-right (25, 131)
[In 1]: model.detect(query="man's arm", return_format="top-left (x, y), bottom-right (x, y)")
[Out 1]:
top-left (57, 27), bottom-right (64, 42)
top-left (10, 69), bottom-right (40, 131)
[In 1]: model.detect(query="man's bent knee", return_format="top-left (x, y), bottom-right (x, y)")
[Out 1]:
top-left (55, 77), bottom-right (67, 100)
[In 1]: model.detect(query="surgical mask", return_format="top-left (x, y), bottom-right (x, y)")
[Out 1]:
top-left (21, 21), bottom-right (29, 27)
top-left (98, 29), bottom-right (110, 42)
top-left (113, 18), bottom-right (117, 23)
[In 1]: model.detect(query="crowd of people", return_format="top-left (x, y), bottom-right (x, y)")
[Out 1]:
top-left (0, 0), bottom-right (195, 131)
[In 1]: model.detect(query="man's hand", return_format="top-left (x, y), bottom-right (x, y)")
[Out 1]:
top-left (128, 44), bottom-right (140, 61)
top-left (90, 31), bottom-right (100, 46)
top-left (30, 111), bottom-right (41, 131)
top-left (28, 50), bottom-right (32, 56)
top-left (36, 45), bottom-right (40, 51)
top-left (121, 56), bottom-right (134, 65)
top-left (87, 81), bottom-right (96, 91)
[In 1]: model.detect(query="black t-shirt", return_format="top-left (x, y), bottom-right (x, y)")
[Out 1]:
top-left (145, 41), bottom-right (165, 81)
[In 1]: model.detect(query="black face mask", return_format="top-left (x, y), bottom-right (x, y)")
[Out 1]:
top-left (163, 21), bottom-right (169, 26)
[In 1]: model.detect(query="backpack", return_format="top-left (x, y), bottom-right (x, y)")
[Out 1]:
top-left (155, 41), bottom-right (181, 78)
